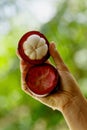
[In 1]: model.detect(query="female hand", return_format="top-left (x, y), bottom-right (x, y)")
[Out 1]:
top-left (17, 42), bottom-right (87, 130)
top-left (17, 42), bottom-right (84, 112)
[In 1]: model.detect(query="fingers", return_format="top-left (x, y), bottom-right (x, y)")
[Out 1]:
top-left (20, 60), bottom-right (32, 80)
top-left (16, 49), bottom-right (22, 60)
top-left (16, 48), bottom-right (32, 73)
top-left (19, 60), bottom-right (33, 94)
top-left (49, 42), bottom-right (69, 71)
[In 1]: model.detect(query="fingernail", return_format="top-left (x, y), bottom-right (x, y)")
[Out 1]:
top-left (50, 42), bottom-right (56, 48)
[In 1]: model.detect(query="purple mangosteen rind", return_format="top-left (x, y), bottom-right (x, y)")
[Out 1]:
top-left (18, 31), bottom-right (50, 65)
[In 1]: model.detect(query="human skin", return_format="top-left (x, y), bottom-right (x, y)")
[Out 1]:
top-left (17, 42), bottom-right (87, 130)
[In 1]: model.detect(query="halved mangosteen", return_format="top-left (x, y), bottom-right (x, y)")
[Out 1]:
top-left (18, 31), bottom-right (50, 64)
top-left (25, 63), bottom-right (59, 97)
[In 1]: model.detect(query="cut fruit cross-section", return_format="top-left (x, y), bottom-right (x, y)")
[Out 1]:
top-left (25, 63), bottom-right (59, 97)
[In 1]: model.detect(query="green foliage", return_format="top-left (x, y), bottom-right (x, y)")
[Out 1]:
top-left (0, 0), bottom-right (87, 130)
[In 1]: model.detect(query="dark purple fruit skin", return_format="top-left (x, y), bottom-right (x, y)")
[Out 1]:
top-left (18, 31), bottom-right (50, 65)
top-left (25, 63), bottom-right (59, 97)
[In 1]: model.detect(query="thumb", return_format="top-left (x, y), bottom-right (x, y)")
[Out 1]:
top-left (49, 42), bottom-right (69, 71)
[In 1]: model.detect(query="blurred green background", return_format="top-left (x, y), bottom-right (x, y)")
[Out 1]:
top-left (0, 0), bottom-right (87, 130)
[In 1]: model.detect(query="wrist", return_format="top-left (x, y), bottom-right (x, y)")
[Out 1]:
top-left (61, 95), bottom-right (87, 130)
top-left (62, 94), bottom-right (86, 114)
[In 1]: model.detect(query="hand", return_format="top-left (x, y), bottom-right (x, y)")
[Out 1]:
top-left (17, 42), bottom-right (84, 112)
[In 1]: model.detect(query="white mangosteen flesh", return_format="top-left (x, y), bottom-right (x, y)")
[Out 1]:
top-left (23, 35), bottom-right (48, 60)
